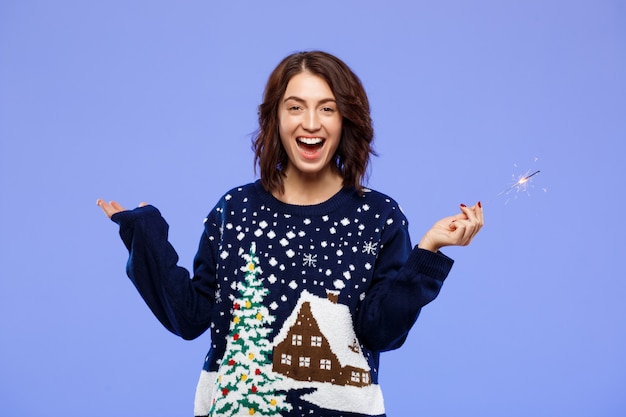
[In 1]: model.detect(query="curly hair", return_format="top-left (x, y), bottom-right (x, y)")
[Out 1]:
top-left (253, 51), bottom-right (375, 195)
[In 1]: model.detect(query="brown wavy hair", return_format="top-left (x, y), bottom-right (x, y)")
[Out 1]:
top-left (253, 51), bottom-right (375, 195)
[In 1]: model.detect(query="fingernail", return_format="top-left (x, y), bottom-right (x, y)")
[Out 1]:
top-left (460, 203), bottom-right (467, 208)
top-left (478, 201), bottom-right (482, 208)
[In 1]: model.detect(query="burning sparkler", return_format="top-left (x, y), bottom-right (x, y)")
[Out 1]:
top-left (503, 169), bottom-right (540, 192)
top-left (489, 169), bottom-right (543, 205)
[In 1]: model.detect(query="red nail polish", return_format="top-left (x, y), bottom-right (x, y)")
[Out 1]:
top-left (460, 203), bottom-right (467, 208)
top-left (478, 201), bottom-right (482, 208)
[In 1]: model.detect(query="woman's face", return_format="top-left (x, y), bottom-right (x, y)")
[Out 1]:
top-left (278, 72), bottom-right (342, 181)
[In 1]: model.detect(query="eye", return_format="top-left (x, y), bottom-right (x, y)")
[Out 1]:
top-left (321, 106), bottom-right (335, 113)
top-left (288, 105), bottom-right (302, 111)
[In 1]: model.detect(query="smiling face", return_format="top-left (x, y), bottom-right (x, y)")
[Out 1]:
top-left (278, 71), bottom-right (343, 183)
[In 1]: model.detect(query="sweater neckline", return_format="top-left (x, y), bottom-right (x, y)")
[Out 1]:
top-left (253, 180), bottom-right (357, 217)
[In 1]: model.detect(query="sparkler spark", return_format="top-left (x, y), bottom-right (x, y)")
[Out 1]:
top-left (490, 169), bottom-right (542, 205)
top-left (514, 170), bottom-right (540, 186)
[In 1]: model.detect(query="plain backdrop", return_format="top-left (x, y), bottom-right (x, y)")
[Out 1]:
top-left (1, 1), bottom-right (625, 416)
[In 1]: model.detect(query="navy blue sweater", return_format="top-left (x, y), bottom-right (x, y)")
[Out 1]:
top-left (112, 181), bottom-right (453, 417)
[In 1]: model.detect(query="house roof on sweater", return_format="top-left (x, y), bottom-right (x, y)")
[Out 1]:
top-left (272, 290), bottom-right (370, 371)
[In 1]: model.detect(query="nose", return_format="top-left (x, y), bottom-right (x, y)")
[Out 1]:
top-left (303, 109), bottom-right (321, 131)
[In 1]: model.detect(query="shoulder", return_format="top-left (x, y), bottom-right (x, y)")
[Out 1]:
top-left (219, 182), bottom-right (259, 201)
top-left (211, 181), bottom-right (265, 207)
top-left (359, 187), bottom-right (406, 214)
top-left (203, 181), bottom-right (269, 220)
top-left (201, 182), bottom-right (254, 220)
top-left (360, 187), bottom-right (399, 204)
top-left (355, 187), bottom-right (411, 232)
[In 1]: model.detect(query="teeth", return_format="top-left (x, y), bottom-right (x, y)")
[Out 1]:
top-left (297, 137), bottom-right (324, 145)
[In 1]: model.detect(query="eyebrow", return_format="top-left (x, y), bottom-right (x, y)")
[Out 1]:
top-left (283, 96), bottom-right (337, 105)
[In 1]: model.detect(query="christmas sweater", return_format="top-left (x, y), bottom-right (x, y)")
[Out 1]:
top-left (111, 180), bottom-right (454, 417)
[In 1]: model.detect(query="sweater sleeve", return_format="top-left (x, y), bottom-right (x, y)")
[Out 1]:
top-left (355, 211), bottom-right (454, 352)
top-left (111, 205), bottom-right (217, 340)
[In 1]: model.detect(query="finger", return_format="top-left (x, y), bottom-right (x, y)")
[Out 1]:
top-left (110, 201), bottom-right (125, 212)
top-left (459, 203), bottom-right (478, 223)
top-left (96, 199), bottom-right (126, 219)
top-left (96, 199), bottom-right (115, 218)
top-left (476, 201), bottom-right (485, 227)
top-left (449, 220), bottom-right (463, 238)
top-left (461, 203), bottom-right (484, 235)
top-left (458, 221), bottom-right (476, 246)
top-left (449, 211), bottom-right (468, 223)
top-left (452, 213), bottom-right (481, 245)
top-left (442, 213), bottom-right (463, 230)
top-left (442, 211), bottom-right (468, 231)
top-left (467, 202), bottom-right (484, 234)
top-left (139, 202), bottom-right (148, 207)
top-left (458, 210), bottom-right (483, 244)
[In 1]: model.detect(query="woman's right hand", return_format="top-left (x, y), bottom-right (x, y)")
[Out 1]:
top-left (96, 199), bottom-right (147, 219)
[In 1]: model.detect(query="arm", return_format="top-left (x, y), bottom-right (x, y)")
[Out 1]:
top-left (355, 202), bottom-right (483, 352)
top-left (355, 218), bottom-right (453, 352)
top-left (99, 200), bottom-right (217, 340)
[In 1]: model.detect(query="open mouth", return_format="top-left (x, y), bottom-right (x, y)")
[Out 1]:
top-left (297, 137), bottom-right (325, 154)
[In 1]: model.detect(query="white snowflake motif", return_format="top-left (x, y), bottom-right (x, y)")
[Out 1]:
top-left (362, 241), bottom-right (378, 256)
top-left (302, 253), bottom-right (317, 267)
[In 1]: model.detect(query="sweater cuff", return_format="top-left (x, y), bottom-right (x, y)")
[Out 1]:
top-left (110, 205), bottom-right (161, 226)
top-left (406, 246), bottom-right (454, 282)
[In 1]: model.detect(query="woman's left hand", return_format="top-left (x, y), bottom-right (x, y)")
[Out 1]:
top-left (418, 202), bottom-right (484, 252)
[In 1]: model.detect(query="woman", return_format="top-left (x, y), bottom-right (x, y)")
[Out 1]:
top-left (97, 51), bottom-right (483, 417)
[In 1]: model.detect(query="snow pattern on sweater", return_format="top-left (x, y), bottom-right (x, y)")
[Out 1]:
top-left (112, 181), bottom-right (454, 417)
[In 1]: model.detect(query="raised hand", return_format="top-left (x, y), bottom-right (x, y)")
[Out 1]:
top-left (418, 202), bottom-right (484, 252)
top-left (96, 199), bottom-right (147, 219)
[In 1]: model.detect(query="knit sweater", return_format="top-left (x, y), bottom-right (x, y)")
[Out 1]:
top-left (111, 180), bottom-right (454, 417)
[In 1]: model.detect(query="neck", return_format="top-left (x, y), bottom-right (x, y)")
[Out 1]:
top-left (273, 168), bottom-right (344, 206)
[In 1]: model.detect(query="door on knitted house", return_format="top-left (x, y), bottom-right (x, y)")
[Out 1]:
top-left (272, 289), bottom-right (372, 387)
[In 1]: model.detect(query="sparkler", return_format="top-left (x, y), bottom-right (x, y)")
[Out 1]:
top-left (488, 169), bottom-right (543, 205)
top-left (499, 169), bottom-right (540, 195)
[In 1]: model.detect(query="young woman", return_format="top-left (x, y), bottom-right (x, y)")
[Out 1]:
top-left (97, 51), bottom-right (483, 417)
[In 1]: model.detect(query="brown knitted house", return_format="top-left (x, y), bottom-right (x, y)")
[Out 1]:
top-left (272, 290), bottom-right (371, 387)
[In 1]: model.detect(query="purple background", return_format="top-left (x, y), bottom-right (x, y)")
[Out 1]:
top-left (1, 1), bottom-right (625, 416)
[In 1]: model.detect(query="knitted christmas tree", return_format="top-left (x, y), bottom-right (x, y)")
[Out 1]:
top-left (209, 243), bottom-right (291, 416)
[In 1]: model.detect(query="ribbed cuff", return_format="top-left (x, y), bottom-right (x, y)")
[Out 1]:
top-left (406, 246), bottom-right (454, 282)
top-left (111, 204), bottom-right (161, 226)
